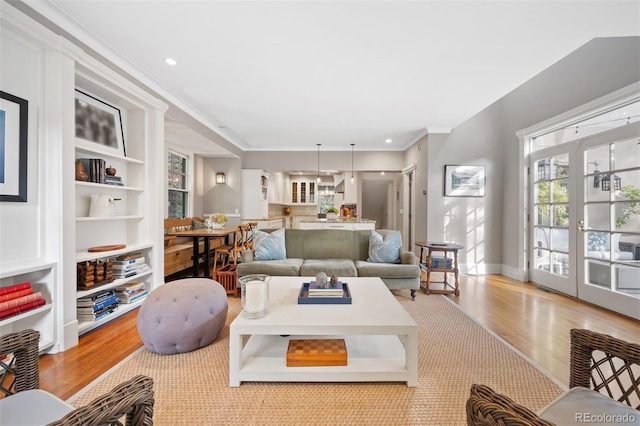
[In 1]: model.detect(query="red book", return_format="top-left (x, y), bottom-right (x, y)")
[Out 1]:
top-left (0, 288), bottom-right (34, 303)
top-left (0, 292), bottom-right (42, 312)
top-left (0, 299), bottom-right (46, 320)
top-left (0, 282), bottom-right (32, 297)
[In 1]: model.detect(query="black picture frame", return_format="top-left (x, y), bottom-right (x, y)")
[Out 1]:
top-left (444, 165), bottom-right (485, 197)
top-left (75, 89), bottom-right (126, 157)
top-left (0, 91), bottom-right (28, 202)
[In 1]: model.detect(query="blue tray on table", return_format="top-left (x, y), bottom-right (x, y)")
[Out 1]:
top-left (298, 282), bottom-right (352, 304)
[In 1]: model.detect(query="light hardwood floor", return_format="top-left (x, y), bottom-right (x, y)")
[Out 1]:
top-left (38, 274), bottom-right (640, 400)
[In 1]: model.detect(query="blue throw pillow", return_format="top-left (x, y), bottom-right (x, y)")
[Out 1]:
top-left (253, 229), bottom-right (286, 261)
top-left (368, 230), bottom-right (401, 263)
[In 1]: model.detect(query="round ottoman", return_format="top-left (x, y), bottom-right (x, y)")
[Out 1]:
top-left (137, 278), bottom-right (228, 354)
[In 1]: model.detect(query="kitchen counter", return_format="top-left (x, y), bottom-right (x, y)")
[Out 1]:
top-left (298, 218), bottom-right (375, 223)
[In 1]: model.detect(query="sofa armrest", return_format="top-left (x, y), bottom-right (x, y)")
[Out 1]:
top-left (240, 250), bottom-right (254, 264)
top-left (399, 250), bottom-right (418, 265)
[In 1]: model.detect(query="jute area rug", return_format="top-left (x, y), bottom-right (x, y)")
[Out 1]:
top-left (70, 292), bottom-right (564, 425)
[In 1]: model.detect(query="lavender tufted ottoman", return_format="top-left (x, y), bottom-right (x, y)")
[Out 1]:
top-left (137, 278), bottom-right (228, 354)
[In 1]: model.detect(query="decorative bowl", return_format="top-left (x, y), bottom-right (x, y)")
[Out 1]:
top-left (326, 213), bottom-right (339, 220)
top-left (211, 222), bottom-right (225, 229)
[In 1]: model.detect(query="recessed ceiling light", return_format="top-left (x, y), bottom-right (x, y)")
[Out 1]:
top-left (385, 138), bottom-right (392, 143)
top-left (165, 58), bottom-right (178, 66)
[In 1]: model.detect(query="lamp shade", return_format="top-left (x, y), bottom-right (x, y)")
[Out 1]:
top-left (216, 172), bottom-right (226, 184)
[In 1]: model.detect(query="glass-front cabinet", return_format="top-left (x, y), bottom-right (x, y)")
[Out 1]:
top-left (290, 179), bottom-right (316, 205)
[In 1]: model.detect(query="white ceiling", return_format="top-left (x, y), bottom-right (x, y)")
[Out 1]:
top-left (28, 1), bottom-right (640, 155)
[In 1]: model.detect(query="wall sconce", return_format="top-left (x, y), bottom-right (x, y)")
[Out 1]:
top-left (600, 174), bottom-right (621, 191)
top-left (216, 172), bottom-right (226, 185)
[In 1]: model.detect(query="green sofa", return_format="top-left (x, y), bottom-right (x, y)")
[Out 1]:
top-left (237, 229), bottom-right (421, 299)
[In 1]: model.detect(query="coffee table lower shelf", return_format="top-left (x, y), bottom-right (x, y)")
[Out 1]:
top-left (230, 334), bottom-right (413, 386)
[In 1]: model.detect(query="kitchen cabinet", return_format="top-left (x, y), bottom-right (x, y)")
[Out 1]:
top-left (290, 179), bottom-right (317, 205)
top-left (268, 172), bottom-right (289, 204)
top-left (255, 219), bottom-right (284, 230)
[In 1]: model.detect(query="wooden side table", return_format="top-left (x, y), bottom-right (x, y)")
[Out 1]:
top-left (415, 241), bottom-right (463, 296)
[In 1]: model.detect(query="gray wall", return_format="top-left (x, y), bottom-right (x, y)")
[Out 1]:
top-left (424, 36), bottom-right (640, 274)
top-left (200, 157), bottom-right (242, 216)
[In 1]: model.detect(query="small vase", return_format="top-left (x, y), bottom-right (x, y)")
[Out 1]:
top-left (326, 213), bottom-right (338, 220)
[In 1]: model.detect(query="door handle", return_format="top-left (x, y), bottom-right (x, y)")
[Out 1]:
top-left (576, 220), bottom-right (591, 232)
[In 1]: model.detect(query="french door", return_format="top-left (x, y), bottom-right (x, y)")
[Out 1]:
top-left (529, 124), bottom-right (640, 320)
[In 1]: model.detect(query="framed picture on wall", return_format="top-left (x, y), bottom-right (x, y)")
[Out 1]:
top-left (444, 165), bottom-right (485, 197)
top-left (75, 89), bottom-right (126, 157)
top-left (0, 91), bottom-right (28, 202)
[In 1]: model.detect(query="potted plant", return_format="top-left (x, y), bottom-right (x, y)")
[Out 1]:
top-left (325, 207), bottom-right (339, 220)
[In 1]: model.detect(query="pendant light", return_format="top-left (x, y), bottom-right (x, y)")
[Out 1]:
top-left (350, 144), bottom-right (355, 183)
top-left (317, 144), bottom-right (321, 183)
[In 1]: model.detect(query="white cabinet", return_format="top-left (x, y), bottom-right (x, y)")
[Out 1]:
top-left (256, 219), bottom-right (284, 230)
top-left (242, 169), bottom-right (269, 218)
top-left (268, 172), bottom-right (290, 204)
top-left (290, 179), bottom-right (317, 205)
top-left (353, 222), bottom-right (376, 230)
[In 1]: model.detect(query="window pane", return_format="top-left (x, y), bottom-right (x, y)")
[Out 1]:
top-left (168, 190), bottom-right (187, 218)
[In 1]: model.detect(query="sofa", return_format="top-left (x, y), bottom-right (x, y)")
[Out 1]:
top-left (236, 228), bottom-right (421, 299)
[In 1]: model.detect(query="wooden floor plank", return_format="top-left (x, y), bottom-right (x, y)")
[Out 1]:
top-left (37, 274), bottom-right (640, 401)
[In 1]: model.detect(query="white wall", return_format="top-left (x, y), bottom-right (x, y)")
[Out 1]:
top-left (0, 23), bottom-right (42, 263)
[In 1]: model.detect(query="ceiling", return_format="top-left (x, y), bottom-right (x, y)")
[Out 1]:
top-left (23, 1), bottom-right (640, 155)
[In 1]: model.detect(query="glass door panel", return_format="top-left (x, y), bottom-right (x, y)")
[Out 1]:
top-left (578, 125), bottom-right (640, 320)
top-left (530, 149), bottom-right (575, 295)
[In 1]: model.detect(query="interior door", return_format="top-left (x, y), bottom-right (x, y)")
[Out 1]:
top-left (577, 124), bottom-right (640, 320)
top-left (529, 145), bottom-right (577, 296)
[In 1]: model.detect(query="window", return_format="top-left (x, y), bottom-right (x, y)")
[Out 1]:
top-left (168, 151), bottom-right (189, 218)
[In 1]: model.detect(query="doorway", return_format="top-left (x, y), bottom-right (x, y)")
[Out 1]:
top-left (525, 99), bottom-right (640, 320)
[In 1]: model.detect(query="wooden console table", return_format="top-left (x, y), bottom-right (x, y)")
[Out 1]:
top-left (415, 241), bottom-right (463, 296)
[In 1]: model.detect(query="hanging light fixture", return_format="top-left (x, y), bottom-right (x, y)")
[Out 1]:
top-left (317, 144), bottom-right (321, 183)
top-left (350, 143), bottom-right (355, 183)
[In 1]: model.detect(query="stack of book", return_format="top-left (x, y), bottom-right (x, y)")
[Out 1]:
top-left (77, 289), bottom-right (119, 322)
top-left (308, 281), bottom-right (344, 297)
top-left (112, 253), bottom-right (150, 279)
top-left (431, 257), bottom-right (453, 269)
top-left (0, 282), bottom-right (46, 320)
top-left (77, 158), bottom-right (107, 184)
top-left (105, 175), bottom-right (124, 186)
top-left (116, 282), bottom-right (148, 304)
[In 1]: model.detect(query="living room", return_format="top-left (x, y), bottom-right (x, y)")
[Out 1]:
top-left (1, 1), bottom-right (640, 424)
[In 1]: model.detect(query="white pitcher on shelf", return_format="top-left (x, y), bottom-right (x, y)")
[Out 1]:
top-left (88, 194), bottom-right (120, 217)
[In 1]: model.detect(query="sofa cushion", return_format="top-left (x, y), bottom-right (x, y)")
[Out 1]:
top-left (587, 232), bottom-right (609, 251)
top-left (237, 258), bottom-right (304, 276)
top-left (538, 387), bottom-right (638, 425)
top-left (192, 220), bottom-right (207, 229)
top-left (254, 229), bottom-right (286, 260)
top-left (355, 260), bottom-right (420, 279)
top-left (368, 230), bottom-right (401, 263)
top-left (300, 259), bottom-right (358, 277)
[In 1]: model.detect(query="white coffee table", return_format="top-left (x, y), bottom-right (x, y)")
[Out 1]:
top-left (229, 276), bottom-right (418, 387)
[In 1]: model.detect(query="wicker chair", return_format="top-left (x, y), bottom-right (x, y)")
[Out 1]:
top-left (466, 328), bottom-right (640, 425)
top-left (0, 329), bottom-right (154, 425)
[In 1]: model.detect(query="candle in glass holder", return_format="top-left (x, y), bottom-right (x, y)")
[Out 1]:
top-left (244, 280), bottom-right (265, 314)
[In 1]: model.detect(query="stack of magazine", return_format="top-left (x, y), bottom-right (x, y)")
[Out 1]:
top-left (112, 253), bottom-right (149, 279)
top-left (77, 289), bottom-right (119, 322)
top-left (116, 282), bottom-right (148, 304)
